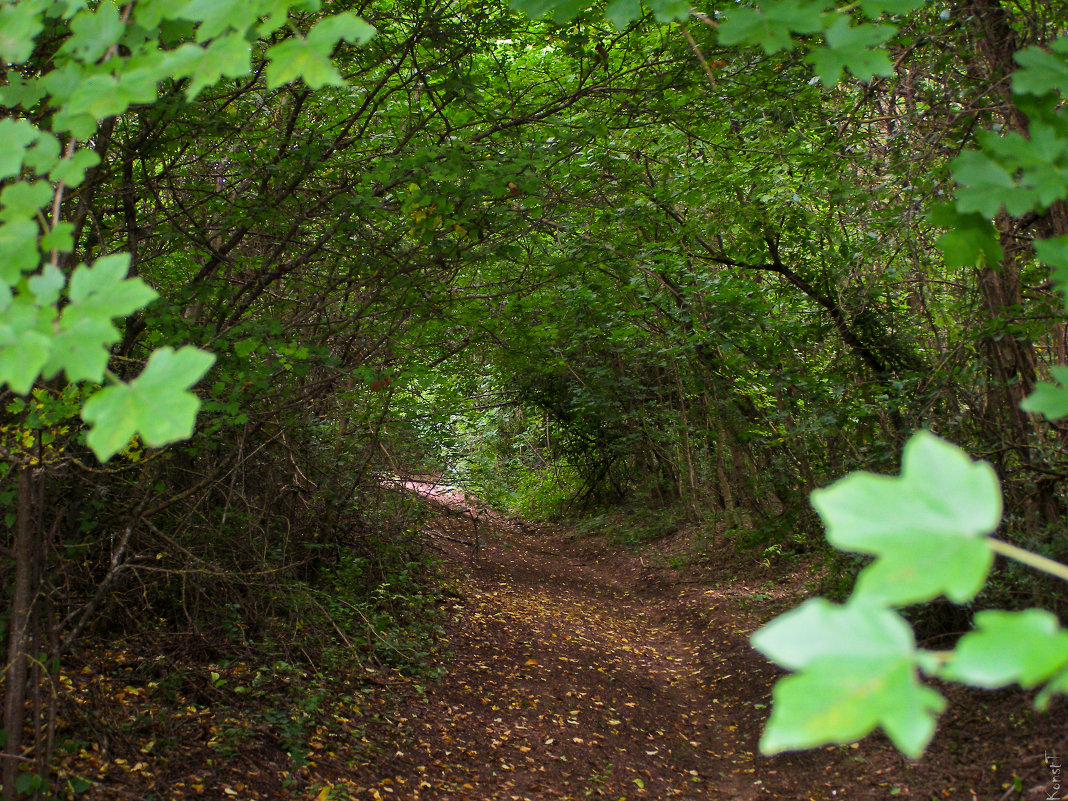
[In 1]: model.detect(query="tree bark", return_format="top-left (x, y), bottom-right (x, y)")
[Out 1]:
top-left (2, 467), bottom-right (37, 798)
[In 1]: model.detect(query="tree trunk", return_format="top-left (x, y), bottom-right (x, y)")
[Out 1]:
top-left (2, 467), bottom-right (38, 798)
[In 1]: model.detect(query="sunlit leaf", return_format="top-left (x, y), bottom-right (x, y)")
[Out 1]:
top-left (1021, 366), bottom-right (1068, 421)
top-left (1013, 41), bottom-right (1068, 97)
top-left (810, 431), bottom-right (1000, 605)
top-left (942, 609), bottom-right (1068, 689)
top-left (266, 36), bottom-right (342, 89)
top-left (807, 17), bottom-right (895, 84)
top-left (928, 204), bottom-right (1003, 269)
top-left (752, 599), bottom-right (943, 757)
top-left (0, 0), bottom-right (46, 65)
top-left (81, 346), bottom-right (216, 461)
top-left (62, 1), bottom-right (123, 63)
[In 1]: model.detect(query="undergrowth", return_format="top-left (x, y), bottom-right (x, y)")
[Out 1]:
top-left (567, 505), bottom-right (690, 549)
top-left (51, 531), bottom-right (448, 799)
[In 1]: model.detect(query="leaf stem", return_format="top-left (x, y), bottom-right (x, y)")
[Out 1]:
top-left (989, 538), bottom-right (1068, 582)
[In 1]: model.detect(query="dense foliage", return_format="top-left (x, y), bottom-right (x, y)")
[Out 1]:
top-left (4, 0), bottom-right (1068, 793)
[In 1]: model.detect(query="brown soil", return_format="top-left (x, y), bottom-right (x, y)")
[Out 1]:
top-left (353, 484), bottom-right (1068, 801)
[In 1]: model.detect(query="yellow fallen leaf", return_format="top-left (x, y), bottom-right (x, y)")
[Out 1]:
top-left (524, 659), bottom-right (538, 666)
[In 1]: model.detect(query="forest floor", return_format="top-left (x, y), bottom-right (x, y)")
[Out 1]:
top-left (59, 483), bottom-right (1067, 800)
top-left (350, 482), bottom-right (1068, 801)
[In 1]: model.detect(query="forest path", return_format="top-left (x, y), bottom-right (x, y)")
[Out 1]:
top-left (352, 484), bottom-right (1060, 800)
top-left (361, 483), bottom-right (763, 800)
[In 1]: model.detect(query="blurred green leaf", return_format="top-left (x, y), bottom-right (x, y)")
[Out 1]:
top-left (811, 431), bottom-right (999, 605)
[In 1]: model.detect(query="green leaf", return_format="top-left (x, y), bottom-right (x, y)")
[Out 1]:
top-left (927, 204), bottom-right (1003, 269)
top-left (0, 119), bottom-right (46, 181)
top-left (27, 264), bottom-right (65, 306)
top-left (1035, 235), bottom-right (1068, 310)
top-left (1013, 43), bottom-right (1068, 97)
top-left (0, 0), bottom-right (46, 65)
top-left (0, 339), bottom-right (51, 396)
top-left (266, 36), bottom-right (342, 90)
top-left (0, 75), bottom-right (47, 110)
top-left (53, 0), bottom-right (90, 19)
top-left (49, 149), bottom-right (102, 187)
top-left (305, 11), bottom-right (375, 48)
top-left (15, 772), bottom-right (46, 795)
top-left (719, 0), bottom-right (827, 55)
top-left (858, 0), bottom-right (925, 17)
top-left (117, 55), bottom-right (177, 107)
top-left (40, 222), bottom-right (76, 254)
top-left (63, 1), bottom-right (123, 63)
top-left (81, 346), bottom-right (216, 461)
top-left (605, 0), bottom-right (641, 28)
top-left (184, 36), bottom-right (251, 99)
top-left (256, 0), bottom-right (307, 37)
top-left (550, 0), bottom-right (594, 22)
top-left (67, 253), bottom-right (155, 312)
top-left (152, 41), bottom-right (207, 76)
top-left (40, 60), bottom-right (86, 104)
top-left (176, 0), bottom-right (259, 42)
top-left (0, 218), bottom-right (41, 283)
top-left (133, 0), bottom-right (187, 28)
top-left (752, 597), bottom-right (913, 670)
top-left (807, 16), bottom-right (895, 85)
top-left (646, 0), bottom-right (690, 23)
top-left (851, 530), bottom-right (995, 606)
top-left (54, 75), bottom-right (132, 135)
top-left (951, 150), bottom-right (1018, 217)
top-left (0, 299), bottom-right (53, 395)
top-left (262, 13), bottom-right (375, 92)
top-left (43, 315), bottom-right (120, 383)
top-left (1036, 667), bottom-right (1068, 711)
top-left (980, 123), bottom-right (1068, 172)
top-left (0, 180), bottom-right (52, 222)
top-left (943, 609), bottom-right (1068, 689)
top-left (509, 0), bottom-right (559, 18)
top-left (752, 599), bottom-right (944, 757)
top-left (810, 431), bottom-right (1000, 605)
top-left (1021, 365), bottom-right (1068, 421)
top-left (21, 128), bottom-right (61, 174)
top-left (42, 254), bottom-right (158, 382)
top-left (968, 123), bottom-right (1068, 213)
top-left (763, 660), bottom-right (942, 758)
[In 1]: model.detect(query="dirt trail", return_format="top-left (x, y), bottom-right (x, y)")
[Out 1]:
top-left (354, 486), bottom-right (1068, 800)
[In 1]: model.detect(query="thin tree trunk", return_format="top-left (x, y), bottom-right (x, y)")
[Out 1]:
top-left (3, 467), bottom-right (37, 798)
